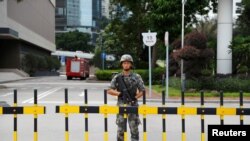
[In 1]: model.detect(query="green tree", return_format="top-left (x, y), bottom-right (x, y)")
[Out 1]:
top-left (100, 0), bottom-right (217, 69)
top-left (230, 0), bottom-right (250, 75)
top-left (172, 31), bottom-right (214, 78)
top-left (56, 30), bottom-right (94, 52)
top-left (194, 18), bottom-right (217, 74)
top-left (230, 35), bottom-right (250, 74)
top-left (236, 0), bottom-right (250, 35)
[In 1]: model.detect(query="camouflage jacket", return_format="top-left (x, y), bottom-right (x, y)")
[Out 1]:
top-left (109, 72), bottom-right (145, 101)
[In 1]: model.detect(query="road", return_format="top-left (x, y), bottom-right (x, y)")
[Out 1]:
top-left (0, 76), bottom-right (249, 141)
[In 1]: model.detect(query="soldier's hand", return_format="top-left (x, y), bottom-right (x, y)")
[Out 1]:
top-left (135, 89), bottom-right (143, 99)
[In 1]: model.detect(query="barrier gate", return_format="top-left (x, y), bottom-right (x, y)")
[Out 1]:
top-left (1, 89), bottom-right (250, 141)
top-left (0, 89), bottom-right (46, 141)
top-left (55, 89), bottom-right (250, 141)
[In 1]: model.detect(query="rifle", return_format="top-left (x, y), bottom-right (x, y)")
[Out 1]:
top-left (117, 75), bottom-right (134, 104)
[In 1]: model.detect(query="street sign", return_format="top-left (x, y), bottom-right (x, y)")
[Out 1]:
top-left (165, 32), bottom-right (169, 47)
top-left (105, 54), bottom-right (116, 61)
top-left (141, 30), bottom-right (157, 98)
top-left (101, 52), bottom-right (106, 59)
top-left (142, 31), bottom-right (157, 47)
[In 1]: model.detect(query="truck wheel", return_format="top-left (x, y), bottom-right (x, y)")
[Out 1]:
top-left (80, 77), bottom-right (85, 80)
top-left (67, 76), bottom-right (72, 80)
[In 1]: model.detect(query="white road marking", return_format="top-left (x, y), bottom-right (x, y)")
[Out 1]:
top-left (1, 92), bottom-right (13, 97)
top-left (79, 91), bottom-right (85, 97)
top-left (22, 87), bottom-right (62, 104)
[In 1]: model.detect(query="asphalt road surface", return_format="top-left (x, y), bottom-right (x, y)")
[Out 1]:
top-left (0, 76), bottom-right (249, 141)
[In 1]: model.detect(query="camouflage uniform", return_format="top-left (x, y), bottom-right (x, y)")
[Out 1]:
top-left (110, 72), bottom-right (145, 141)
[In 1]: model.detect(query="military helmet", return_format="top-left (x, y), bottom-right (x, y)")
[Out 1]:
top-left (120, 54), bottom-right (133, 63)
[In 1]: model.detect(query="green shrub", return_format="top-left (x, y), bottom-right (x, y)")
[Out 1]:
top-left (169, 76), bottom-right (250, 92)
top-left (22, 53), bottom-right (61, 75)
top-left (237, 66), bottom-right (248, 74)
top-left (95, 67), bottom-right (165, 85)
top-left (95, 70), bottom-right (120, 81)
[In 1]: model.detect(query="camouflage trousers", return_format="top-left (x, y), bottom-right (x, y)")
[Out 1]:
top-left (116, 101), bottom-right (141, 141)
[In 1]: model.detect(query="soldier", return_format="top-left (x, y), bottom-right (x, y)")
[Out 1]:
top-left (107, 54), bottom-right (145, 141)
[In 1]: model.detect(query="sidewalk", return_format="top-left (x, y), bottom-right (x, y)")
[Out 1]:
top-left (0, 72), bottom-right (33, 84)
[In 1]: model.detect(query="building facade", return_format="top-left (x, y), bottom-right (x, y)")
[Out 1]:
top-left (0, 0), bottom-right (56, 69)
top-left (55, 0), bottom-right (81, 32)
top-left (101, 0), bottom-right (110, 19)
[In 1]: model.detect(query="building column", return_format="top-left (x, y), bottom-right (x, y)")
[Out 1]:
top-left (0, 0), bottom-right (7, 26)
top-left (217, 0), bottom-right (233, 74)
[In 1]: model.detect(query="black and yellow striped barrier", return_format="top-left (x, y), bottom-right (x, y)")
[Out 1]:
top-left (55, 88), bottom-right (250, 141)
top-left (0, 89), bottom-right (46, 141)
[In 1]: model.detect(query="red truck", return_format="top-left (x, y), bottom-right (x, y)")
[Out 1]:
top-left (66, 56), bottom-right (90, 80)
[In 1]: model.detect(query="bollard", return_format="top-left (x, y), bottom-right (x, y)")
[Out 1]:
top-left (181, 91), bottom-right (186, 141)
top-left (162, 91), bottom-right (166, 141)
top-left (103, 89), bottom-right (108, 141)
top-left (219, 90), bottom-right (224, 125)
top-left (200, 91), bottom-right (205, 141)
top-left (84, 89), bottom-right (89, 141)
top-left (64, 88), bottom-right (69, 141)
top-left (13, 89), bottom-right (18, 141)
top-left (239, 91), bottom-right (244, 125)
top-left (143, 90), bottom-right (147, 141)
top-left (34, 89), bottom-right (38, 141)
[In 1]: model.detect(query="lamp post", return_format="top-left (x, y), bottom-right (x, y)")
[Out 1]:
top-left (181, 0), bottom-right (187, 92)
top-left (99, 30), bottom-right (105, 70)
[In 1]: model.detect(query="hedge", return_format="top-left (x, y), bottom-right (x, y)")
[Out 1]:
top-left (95, 69), bottom-right (250, 92)
top-left (95, 68), bottom-right (165, 85)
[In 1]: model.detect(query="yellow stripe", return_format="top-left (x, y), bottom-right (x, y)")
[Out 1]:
top-left (201, 115), bottom-right (204, 119)
top-left (178, 107), bottom-right (197, 115)
top-left (181, 114), bottom-right (185, 119)
top-left (240, 115), bottom-right (244, 120)
top-left (0, 107), bottom-right (2, 114)
top-left (85, 113), bottom-right (88, 118)
top-left (162, 114), bottom-right (166, 119)
top-left (14, 114), bottom-right (17, 118)
top-left (201, 133), bottom-right (205, 141)
top-left (104, 132), bottom-right (108, 141)
top-left (34, 132), bottom-right (38, 141)
top-left (24, 106), bottom-right (45, 114)
top-left (240, 106), bottom-right (244, 120)
top-left (162, 132), bottom-right (166, 141)
top-left (65, 131), bottom-right (69, 141)
top-left (60, 105), bottom-right (80, 114)
top-left (216, 107), bottom-right (236, 115)
top-left (104, 114), bottom-right (108, 118)
top-left (100, 105), bottom-right (119, 114)
top-left (182, 133), bottom-right (186, 141)
top-left (138, 106), bottom-right (158, 115)
top-left (84, 132), bottom-right (89, 141)
top-left (143, 132), bottom-right (147, 141)
top-left (13, 131), bottom-right (17, 141)
top-left (124, 132), bottom-right (128, 141)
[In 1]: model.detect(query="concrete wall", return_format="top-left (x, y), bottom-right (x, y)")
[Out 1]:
top-left (6, 0), bottom-right (55, 52)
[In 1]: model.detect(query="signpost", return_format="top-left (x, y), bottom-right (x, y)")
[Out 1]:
top-left (142, 30), bottom-right (157, 98)
top-left (101, 52), bottom-right (106, 70)
top-left (165, 32), bottom-right (169, 98)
